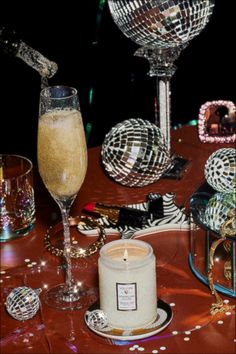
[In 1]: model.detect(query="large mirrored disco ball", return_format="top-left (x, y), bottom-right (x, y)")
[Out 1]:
top-left (108, 0), bottom-right (215, 48)
top-left (6, 286), bottom-right (41, 321)
top-left (101, 118), bottom-right (171, 187)
top-left (204, 192), bottom-right (236, 234)
top-left (204, 148), bottom-right (236, 193)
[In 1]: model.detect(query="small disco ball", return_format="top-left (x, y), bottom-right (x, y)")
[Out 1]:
top-left (204, 148), bottom-right (236, 193)
top-left (108, 0), bottom-right (215, 48)
top-left (101, 118), bottom-right (171, 187)
top-left (204, 192), bottom-right (236, 234)
top-left (86, 309), bottom-right (108, 330)
top-left (6, 286), bottom-right (41, 321)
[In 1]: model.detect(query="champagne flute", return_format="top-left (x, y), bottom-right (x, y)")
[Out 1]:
top-left (37, 85), bottom-right (90, 310)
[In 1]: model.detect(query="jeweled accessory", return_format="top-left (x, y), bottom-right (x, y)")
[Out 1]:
top-left (44, 216), bottom-right (106, 258)
top-left (204, 148), bottom-right (236, 192)
top-left (6, 286), bottom-right (41, 321)
top-left (208, 209), bottom-right (236, 315)
top-left (190, 182), bottom-right (236, 298)
top-left (101, 118), bottom-right (171, 187)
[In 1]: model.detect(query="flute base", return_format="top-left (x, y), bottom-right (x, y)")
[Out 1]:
top-left (162, 155), bottom-right (189, 180)
top-left (43, 283), bottom-right (98, 310)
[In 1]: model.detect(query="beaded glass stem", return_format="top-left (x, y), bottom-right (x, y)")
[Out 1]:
top-left (107, 0), bottom-right (215, 173)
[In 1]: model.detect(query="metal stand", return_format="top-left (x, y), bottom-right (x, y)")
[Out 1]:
top-left (135, 45), bottom-right (189, 179)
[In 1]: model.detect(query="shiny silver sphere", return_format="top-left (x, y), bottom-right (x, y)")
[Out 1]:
top-left (205, 192), bottom-right (236, 234)
top-left (108, 0), bottom-right (215, 48)
top-left (6, 286), bottom-right (41, 321)
top-left (101, 118), bottom-right (171, 187)
top-left (205, 148), bottom-right (236, 193)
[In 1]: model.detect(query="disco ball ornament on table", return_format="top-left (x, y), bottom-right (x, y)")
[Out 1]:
top-left (204, 192), bottom-right (236, 235)
top-left (101, 118), bottom-right (171, 187)
top-left (86, 309), bottom-right (109, 331)
top-left (6, 286), bottom-right (41, 321)
top-left (107, 0), bottom-right (215, 171)
top-left (204, 148), bottom-right (236, 193)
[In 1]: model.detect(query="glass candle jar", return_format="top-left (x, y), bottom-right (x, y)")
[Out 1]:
top-left (98, 239), bottom-right (157, 329)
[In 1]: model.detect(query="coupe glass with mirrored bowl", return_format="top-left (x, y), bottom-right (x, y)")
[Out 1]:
top-left (108, 0), bottom-right (215, 177)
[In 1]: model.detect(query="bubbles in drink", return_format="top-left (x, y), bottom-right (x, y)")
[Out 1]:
top-left (38, 109), bottom-right (87, 199)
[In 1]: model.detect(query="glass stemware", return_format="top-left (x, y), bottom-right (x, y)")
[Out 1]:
top-left (107, 0), bottom-right (215, 177)
top-left (37, 85), bottom-right (91, 310)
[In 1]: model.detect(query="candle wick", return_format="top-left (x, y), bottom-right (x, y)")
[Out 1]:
top-left (123, 249), bottom-right (128, 262)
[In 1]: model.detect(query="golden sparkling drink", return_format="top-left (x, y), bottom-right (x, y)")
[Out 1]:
top-left (38, 109), bottom-right (87, 199)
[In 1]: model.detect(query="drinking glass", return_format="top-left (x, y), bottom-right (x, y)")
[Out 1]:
top-left (37, 85), bottom-right (89, 310)
top-left (0, 154), bottom-right (35, 241)
top-left (107, 0), bottom-right (215, 177)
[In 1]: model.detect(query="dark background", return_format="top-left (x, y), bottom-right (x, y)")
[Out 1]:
top-left (0, 1), bottom-right (235, 163)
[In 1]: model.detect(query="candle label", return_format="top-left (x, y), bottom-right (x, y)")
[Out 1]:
top-left (116, 283), bottom-right (137, 311)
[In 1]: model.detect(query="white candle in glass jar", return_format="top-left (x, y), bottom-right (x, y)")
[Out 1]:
top-left (98, 239), bottom-right (157, 329)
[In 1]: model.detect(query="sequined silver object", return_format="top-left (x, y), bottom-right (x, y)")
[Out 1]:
top-left (108, 0), bottom-right (215, 48)
top-left (86, 309), bottom-right (109, 330)
top-left (101, 118), bottom-right (171, 187)
top-left (204, 148), bottom-right (236, 193)
top-left (6, 286), bottom-right (41, 321)
top-left (108, 0), bottom-right (215, 154)
top-left (204, 192), bottom-right (236, 234)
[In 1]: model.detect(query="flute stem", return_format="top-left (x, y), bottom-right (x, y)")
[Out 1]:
top-left (61, 206), bottom-right (73, 288)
